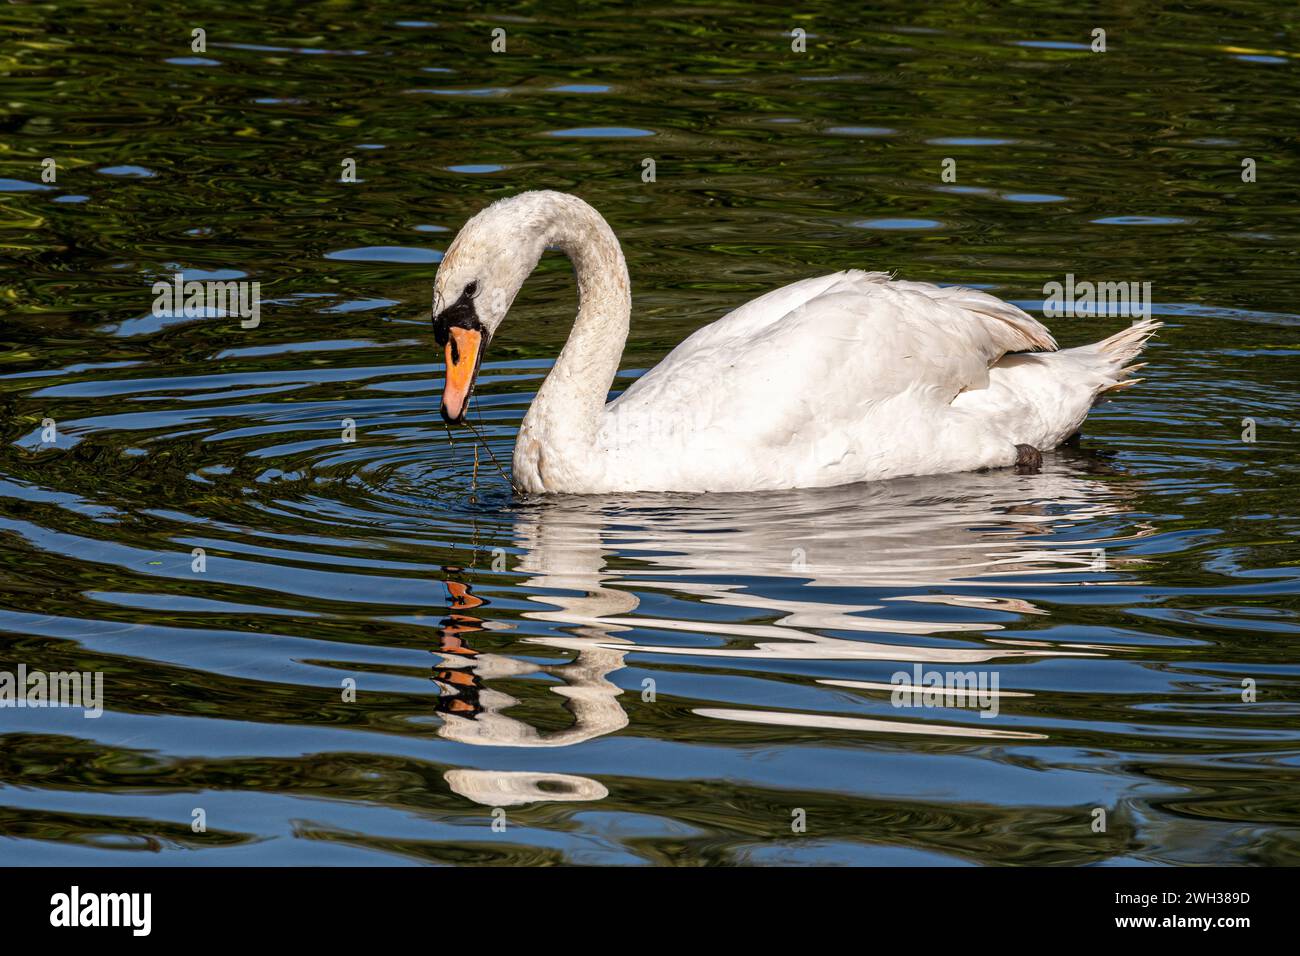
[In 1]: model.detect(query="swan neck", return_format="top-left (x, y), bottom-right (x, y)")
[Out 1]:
top-left (527, 203), bottom-right (631, 444)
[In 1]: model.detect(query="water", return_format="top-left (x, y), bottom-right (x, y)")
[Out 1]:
top-left (2, 2), bottom-right (1299, 865)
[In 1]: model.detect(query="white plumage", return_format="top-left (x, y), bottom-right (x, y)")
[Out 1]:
top-left (431, 192), bottom-right (1159, 494)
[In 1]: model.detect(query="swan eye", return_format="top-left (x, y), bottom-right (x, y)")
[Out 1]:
top-left (432, 279), bottom-right (485, 347)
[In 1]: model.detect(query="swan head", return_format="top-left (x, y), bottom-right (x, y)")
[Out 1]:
top-left (431, 193), bottom-right (563, 423)
top-left (431, 277), bottom-right (491, 424)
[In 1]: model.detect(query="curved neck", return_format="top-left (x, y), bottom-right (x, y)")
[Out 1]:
top-left (521, 197), bottom-right (631, 453)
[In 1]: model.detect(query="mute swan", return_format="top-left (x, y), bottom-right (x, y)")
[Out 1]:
top-left (432, 190), bottom-right (1159, 494)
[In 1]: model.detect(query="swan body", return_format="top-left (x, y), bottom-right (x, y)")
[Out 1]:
top-left (431, 191), bottom-right (1159, 495)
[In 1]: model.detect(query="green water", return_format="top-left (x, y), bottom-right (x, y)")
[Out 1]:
top-left (0, 1), bottom-right (1298, 864)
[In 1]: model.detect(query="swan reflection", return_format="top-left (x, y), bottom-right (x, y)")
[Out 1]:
top-left (435, 460), bottom-right (1144, 798)
top-left (445, 769), bottom-right (609, 807)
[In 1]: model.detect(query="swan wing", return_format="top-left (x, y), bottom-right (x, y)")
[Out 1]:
top-left (609, 270), bottom-right (1055, 429)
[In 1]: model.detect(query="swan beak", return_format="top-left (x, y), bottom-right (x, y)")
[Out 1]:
top-left (441, 326), bottom-right (483, 424)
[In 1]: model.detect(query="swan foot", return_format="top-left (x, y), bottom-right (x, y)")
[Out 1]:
top-left (1014, 444), bottom-right (1042, 474)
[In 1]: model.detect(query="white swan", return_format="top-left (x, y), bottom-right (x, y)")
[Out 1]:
top-left (432, 190), bottom-right (1159, 494)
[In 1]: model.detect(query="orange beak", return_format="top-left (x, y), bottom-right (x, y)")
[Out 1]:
top-left (441, 326), bottom-right (483, 423)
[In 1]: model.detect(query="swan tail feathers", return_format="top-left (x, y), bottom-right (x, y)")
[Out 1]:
top-left (1097, 317), bottom-right (1162, 362)
top-left (1091, 318), bottom-right (1162, 394)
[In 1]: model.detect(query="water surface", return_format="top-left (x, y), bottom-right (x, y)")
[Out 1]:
top-left (1, 1), bottom-right (1299, 865)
